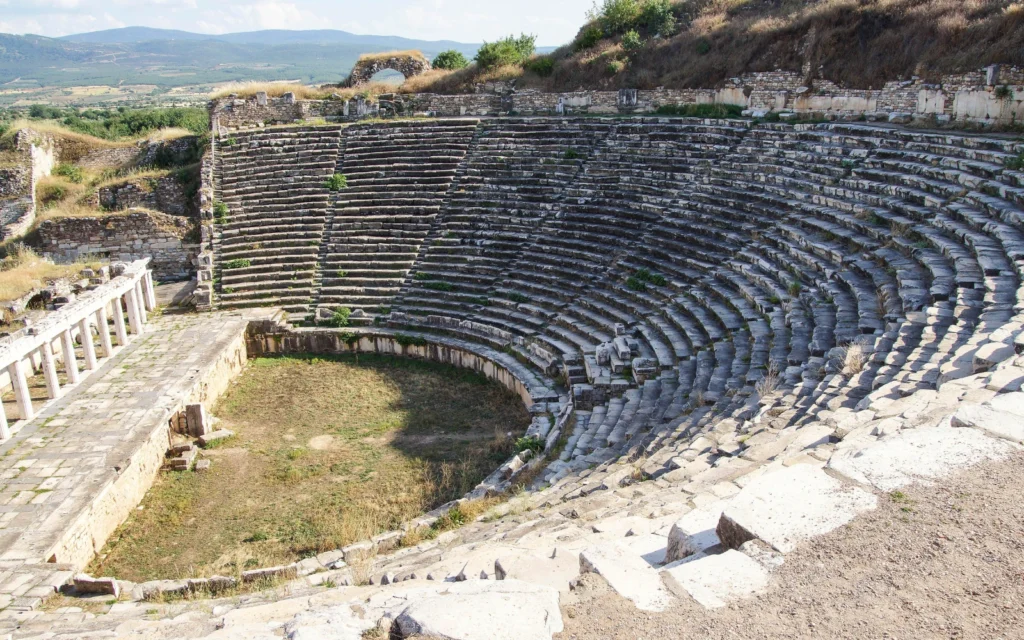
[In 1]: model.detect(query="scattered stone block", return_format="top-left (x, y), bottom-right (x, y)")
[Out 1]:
top-left (493, 550), bottom-right (580, 592)
top-left (242, 564), bottom-right (298, 584)
top-left (665, 504), bottom-right (727, 563)
top-left (185, 403), bottom-right (210, 437)
top-left (342, 541), bottom-right (373, 563)
top-left (393, 579), bottom-right (563, 640)
top-left (828, 425), bottom-right (1017, 491)
top-left (717, 465), bottom-right (877, 553)
top-left (579, 541), bottom-right (673, 612)
top-left (197, 429), bottom-right (234, 447)
top-left (73, 575), bottom-right (119, 598)
top-left (661, 550), bottom-right (769, 609)
top-left (951, 404), bottom-right (1024, 444)
top-left (168, 446), bottom-right (198, 471)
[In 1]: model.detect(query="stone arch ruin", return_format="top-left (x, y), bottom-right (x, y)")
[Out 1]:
top-left (345, 51), bottom-right (431, 87)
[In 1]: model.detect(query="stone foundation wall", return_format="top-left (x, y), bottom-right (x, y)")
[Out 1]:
top-left (37, 211), bottom-right (198, 280)
top-left (93, 174), bottom-right (194, 217)
top-left (46, 322), bottom-right (249, 568)
top-left (211, 65), bottom-right (1024, 131)
top-left (247, 329), bottom-right (538, 407)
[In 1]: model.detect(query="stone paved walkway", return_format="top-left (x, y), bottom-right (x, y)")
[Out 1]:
top-left (0, 307), bottom-right (252, 616)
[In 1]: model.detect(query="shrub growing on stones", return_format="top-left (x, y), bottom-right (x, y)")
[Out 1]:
top-left (1007, 152), bottom-right (1024, 171)
top-left (475, 34), bottom-right (537, 70)
top-left (516, 435), bottom-right (545, 454)
top-left (324, 173), bottom-right (348, 191)
top-left (325, 307), bottom-right (351, 328)
top-left (213, 201), bottom-right (228, 222)
top-left (432, 50), bottom-right (469, 70)
top-left (224, 259), bottom-right (251, 269)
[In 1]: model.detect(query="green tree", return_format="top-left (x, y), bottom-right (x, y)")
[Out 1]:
top-left (475, 33), bottom-right (537, 69)
top-left (589, 0), bottom-right (642, 36)
top-left (433, 50), bottom-right (470, 70)
top-left (640, 0), bottom-right (677, 35)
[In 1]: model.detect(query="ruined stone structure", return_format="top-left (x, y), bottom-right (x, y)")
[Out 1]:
top-left (2, 105), bottom-right (1024, 637)
top-left (37, 210), bottom-right (199, 280)
top-left (211, 65), bottom-right (1024, 130)
top-left (345, 51), bottom-right (431, 87)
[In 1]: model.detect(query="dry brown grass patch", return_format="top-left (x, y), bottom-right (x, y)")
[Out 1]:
top-left (0, 245), bottom-right (99, 303)
top-left (209, 82), bottom-right (332, 100)
top-left (356, 49), bottom-right (428, 64)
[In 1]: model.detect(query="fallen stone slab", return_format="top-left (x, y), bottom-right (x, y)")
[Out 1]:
top-left (665, 503), bottom-right (727, 563)
top-left (494, 550), bottom-right (579, 592)
top-left (186, 403), bottom-right (211, 437)
top-left (393, 579), bottom-right (563, 640)
top-left (951, 404), bottom-right (1024, 444)
top-left (717, 465), bottom-right (877, 553)
top-left (828, 425), bottom-right (1018, 491)
top-left (661, 549), bottom-right (769, 609)
top-left (242, 564), bottom-right (298, 584)
top-left (198, 429), bottom-right (235, 447)
top-left (73, 574), bottom-right (119, 597)
top-left (579, 541), bottom-right (673, 612)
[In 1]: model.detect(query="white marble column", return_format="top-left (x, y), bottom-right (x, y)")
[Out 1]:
top-left (126, 289), bottom-right (143, 335)
top-left (143, 272), bottom-right (156, 311)
top-left (111, 299), bottom-right (129, 346)
top-left (135, 281), bottom-right (148, 324)
top-left (60, 330), bottom-right (80, 385)
top-left (79, 318), bottom-right (98, 370)
top-left (96, 306), bottom-right (114, 357)
top-left (7, 361), bottom-right (33, 421)
top-left (39, 341), bottom-right (61, 400)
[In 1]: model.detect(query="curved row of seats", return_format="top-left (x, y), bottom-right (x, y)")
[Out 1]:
top-left (212, 117), bottom-right (1024, 479)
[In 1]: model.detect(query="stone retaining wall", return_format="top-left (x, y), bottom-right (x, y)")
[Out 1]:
top-left (247, 328), bottom-right (538, 407)
top-left (92, 174), bottom-right (194, 217)
top-left (211, 65), bottom-right (1024, 130)
top-left (37, 210), bottom-right (198, 280)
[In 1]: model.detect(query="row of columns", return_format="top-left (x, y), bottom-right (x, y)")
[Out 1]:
top-left (0, 272), bottom-right (156, 440)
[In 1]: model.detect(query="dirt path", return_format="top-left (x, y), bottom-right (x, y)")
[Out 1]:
top-left (559, 453), bottom-right (1024, 640)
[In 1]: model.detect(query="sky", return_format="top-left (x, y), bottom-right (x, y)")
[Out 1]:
top-left (0, 0), bottom-right (596, 46)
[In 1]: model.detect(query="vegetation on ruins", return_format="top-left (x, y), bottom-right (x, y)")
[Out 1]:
top-left (474, 34), bottom-right (537, 70)
top-left (1008, 151), bottom-right (1024, 171)
top-left (432, 50), bottom-right (470, 71)
top-left (633, 268), bottom-right (667, 286)
top-left (1, 105), bottom-right (208, 141)
top-left (404, 0), bottom-right (1024, 94)
top-left (223, 259), bottom-right (251, 270)
top-left (324, 173), bottom-right (348, 191)
top-left (515, 435), bottom-right (545, 454)
top-left (325, 307), bottom-right (352, 328)
top-left (213, 201), bottom-right (229, 223)
top-left (88, 354), bottom-right (530, 581)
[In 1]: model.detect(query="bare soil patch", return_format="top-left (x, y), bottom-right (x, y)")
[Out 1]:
top-left (559, 453), bottom-right (1024, 640)
top-left (89, 354), bottom-right (530, 582)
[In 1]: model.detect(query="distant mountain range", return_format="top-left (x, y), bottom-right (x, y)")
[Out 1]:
top-left (0, 28), bottom-right (529, 96)
top-left (60, 27), bottom-right (478, 50)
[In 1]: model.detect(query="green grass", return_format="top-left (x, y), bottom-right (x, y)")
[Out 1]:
top-left (88, 354), bottom-right (529, 582)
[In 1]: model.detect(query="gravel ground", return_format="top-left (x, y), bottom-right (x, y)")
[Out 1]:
top-left (558, 453), bottom-right (1024, 640)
